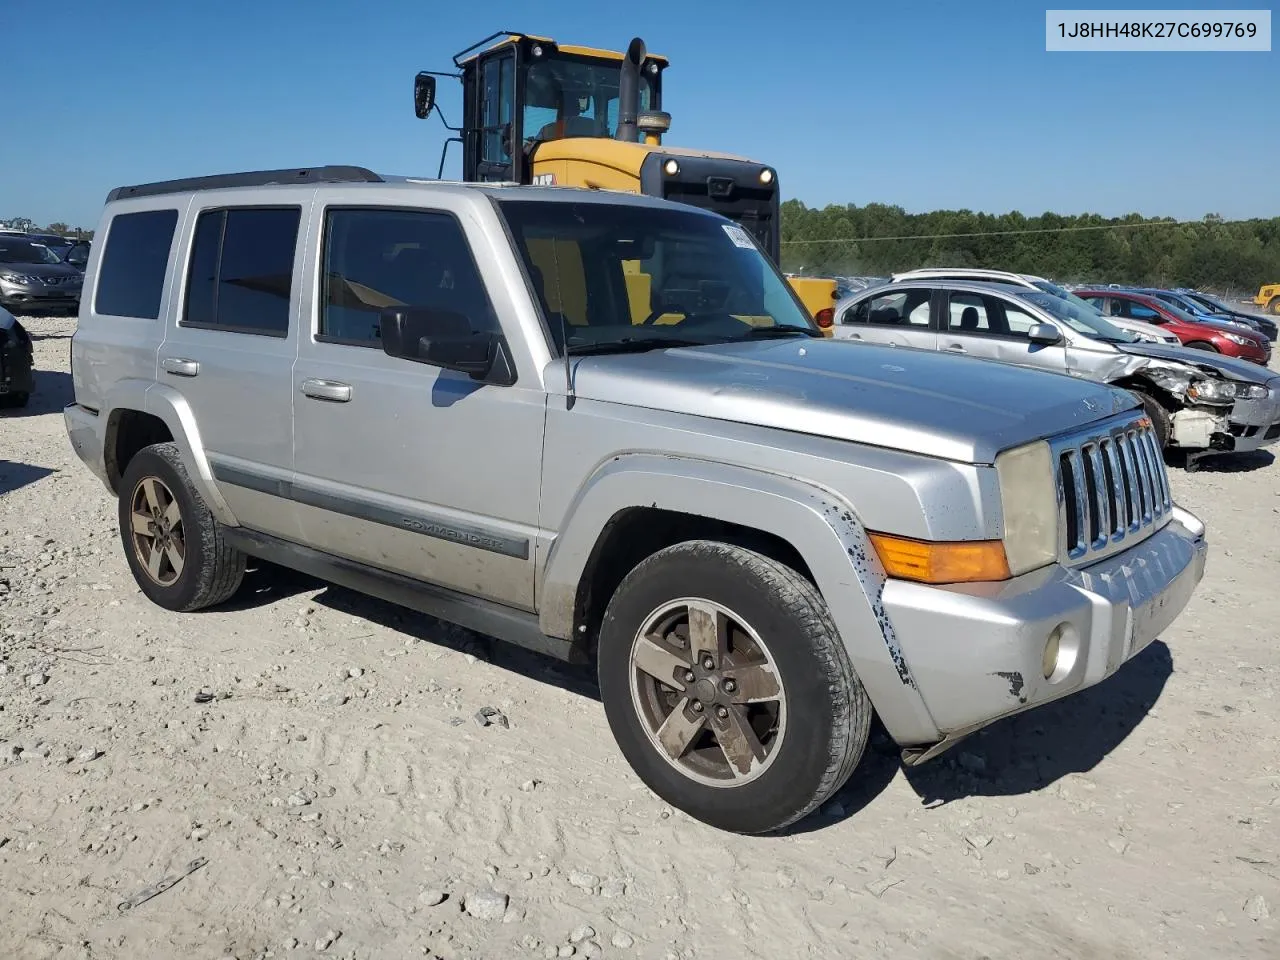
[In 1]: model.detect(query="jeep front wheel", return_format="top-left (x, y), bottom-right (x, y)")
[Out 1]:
top-left (117, 442), bottom-right (246, 612)
top-left (597, 540), bottom-right (870, 833)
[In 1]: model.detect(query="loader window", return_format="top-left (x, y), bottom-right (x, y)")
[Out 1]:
top-left (524, 56), bottom-right (653, 143)
top-left (478, 53), bottom-right (515, 172)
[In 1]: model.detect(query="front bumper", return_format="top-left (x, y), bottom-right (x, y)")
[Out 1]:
top-left (1225, 386), bottom-right (1280, 451)
top-left (882, 506), bottom-right (1206, 741)
top-left (0, 280), bottom-right (81, 311)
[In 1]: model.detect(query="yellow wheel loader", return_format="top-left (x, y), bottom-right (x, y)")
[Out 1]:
top-left (413, 31), bottom-right (838, 333)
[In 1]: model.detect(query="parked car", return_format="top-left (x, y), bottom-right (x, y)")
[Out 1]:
top-left (0, 235), bottom-right (83, 314)
top-left (0, 304), bottom-right (34, 408)
top-left (832, 279), bottom-right (1279, 458)
top-left (889, 268), bottom-right (1181, 345)
top-left (1139, 288), bottom-right (1269, 338)
top-left (63, 165), bottom-right (1207, 834)
top-left (1174, 288), bottom-right (1277, 341)
top-left (1075, 288), bottom-right (1272, 365)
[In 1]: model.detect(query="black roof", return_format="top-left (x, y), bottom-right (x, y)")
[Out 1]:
top-left (105, 165), bottom-right (384, 202)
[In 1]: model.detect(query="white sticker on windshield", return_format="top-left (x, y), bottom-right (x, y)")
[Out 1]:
top-left (722, 223), bottom-right (756, 249)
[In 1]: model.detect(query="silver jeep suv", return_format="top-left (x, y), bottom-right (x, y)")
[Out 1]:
top-left (64, 166), bottom-right (1208, 834)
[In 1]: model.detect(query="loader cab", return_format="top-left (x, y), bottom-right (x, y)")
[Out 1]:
top-left (419, 33), bottom-right (667, 185)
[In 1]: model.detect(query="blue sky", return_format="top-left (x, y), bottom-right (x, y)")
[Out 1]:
top-left (4, 0), bottom-right (1277, 228)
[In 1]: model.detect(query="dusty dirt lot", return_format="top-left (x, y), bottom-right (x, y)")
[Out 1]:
top-left (2, 314), bottom-right (1278, 960)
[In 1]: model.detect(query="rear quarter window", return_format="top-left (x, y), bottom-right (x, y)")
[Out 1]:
top-left (93, 209), bottom-right (180, 319)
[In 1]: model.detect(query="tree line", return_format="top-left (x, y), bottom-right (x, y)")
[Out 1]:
top-left (779, 201), bottom-right (1280, 293)
top-left (1, 219), bottom-right (94, 239)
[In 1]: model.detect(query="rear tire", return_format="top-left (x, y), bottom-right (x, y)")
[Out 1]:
top-left (1130, 390), bottom-right (1171, 449)
top-left (117, 442), bottom-right (245, 612)
top-left (596, 540), bottom-right (870, 834)
top-left (1268, 297), bottom-right (1280, 316)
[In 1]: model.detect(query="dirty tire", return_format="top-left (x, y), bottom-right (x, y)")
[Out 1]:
top-left (597, 540), bottom-right (871, 834)
top-left (1268, 297), bottom-right (1280, 316)
top-left (1130, 390), bottom-right (1171, 449)
top-left (117, 442), bottom-right (245, 612)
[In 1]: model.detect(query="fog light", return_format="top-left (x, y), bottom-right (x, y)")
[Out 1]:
top-left (663, 159), bottom-right (679, 176)
top-left (759, 168), bottom-right (774, 184)
top-left (1042, 627), bottom-right (1061, 680)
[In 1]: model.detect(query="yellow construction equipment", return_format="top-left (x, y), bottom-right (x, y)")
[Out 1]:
top-left (413, 31), bottom-right (838, 332)
top-left (1254, 283), bottom-right (1280, 315)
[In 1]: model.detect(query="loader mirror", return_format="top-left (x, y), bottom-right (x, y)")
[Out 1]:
top-left (414, 73), bottom-right (437, 119)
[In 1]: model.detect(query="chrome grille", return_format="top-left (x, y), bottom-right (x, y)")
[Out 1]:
top-left (1052, 413), bottom-right (1171, 565)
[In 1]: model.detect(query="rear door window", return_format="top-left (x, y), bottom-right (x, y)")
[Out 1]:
top-left (182, 206), bottom-right (301, 337)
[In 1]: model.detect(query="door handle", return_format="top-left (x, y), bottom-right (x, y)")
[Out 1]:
top-left (945, 343), bottom-right (966, 353)
top-left (301, 378), bottom-right (352, 403)
top-left (161, 357), bottom-right (199, 377)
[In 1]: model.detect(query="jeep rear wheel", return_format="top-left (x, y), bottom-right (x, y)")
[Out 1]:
top-left (597, 540), bottom-right (870, 834)
top-left (117, 442), bottom-right (245, 612)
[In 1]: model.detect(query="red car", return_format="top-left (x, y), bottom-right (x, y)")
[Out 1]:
top-left (1076, 288), bottom-right (1272, 365)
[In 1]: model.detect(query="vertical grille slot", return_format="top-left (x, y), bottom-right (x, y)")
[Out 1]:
top-left (1053, 415), bottom-right (1172, 566)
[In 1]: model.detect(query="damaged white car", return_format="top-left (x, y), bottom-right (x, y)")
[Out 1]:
top-left (832, 278), bottom-right (1280, 467)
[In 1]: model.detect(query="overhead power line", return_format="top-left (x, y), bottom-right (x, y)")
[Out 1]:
top-left (779, 216), bottom-right (1247, 246)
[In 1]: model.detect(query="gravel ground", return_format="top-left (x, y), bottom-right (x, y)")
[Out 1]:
top-left (2, 313), bottom-right (1278, 960)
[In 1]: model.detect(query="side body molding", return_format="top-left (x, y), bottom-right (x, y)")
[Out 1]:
top-left (539, 454), bottom-right (943, 745)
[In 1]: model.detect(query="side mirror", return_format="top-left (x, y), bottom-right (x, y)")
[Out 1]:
top-left (1027, 322), bottom-right (1062, 345)
top-left (414, 73), bottom-right (437, 120)
top-left (379, 306), bottom-right (513, 383)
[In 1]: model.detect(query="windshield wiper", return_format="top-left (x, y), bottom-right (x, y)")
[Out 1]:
top-left (733, 326), bottom-right (824, 340)
top-left (566, 337), bottom-right (707, 356)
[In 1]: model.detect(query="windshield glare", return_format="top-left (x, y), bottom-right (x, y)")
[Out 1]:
top-left (1020, 290), bottom-right (1137, 342)
top-left (0, 241), bottom-right (61, 265)
top-left (497, 200), bottom-right (814, 354)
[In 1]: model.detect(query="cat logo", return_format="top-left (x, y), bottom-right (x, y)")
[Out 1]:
top-left (532, 173), bottom-right (557, 186)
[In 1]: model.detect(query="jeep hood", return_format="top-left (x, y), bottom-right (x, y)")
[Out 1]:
top-left (1115, 341), bottom-right (1279, 384)
top-left (568, 338), bottom-right (1138, 464)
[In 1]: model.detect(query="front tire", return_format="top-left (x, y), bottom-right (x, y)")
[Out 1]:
top-left (1268, 297), bottom-right (1280, 316)
top-left (117, 442), bottom-right (245, 612)
top-left (597, 540), bottom-right (870, 834)
top-left (1130, 389), bottom-right (1171, 449)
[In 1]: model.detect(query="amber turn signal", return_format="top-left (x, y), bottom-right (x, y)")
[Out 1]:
top-left (868, 533), bottom-right (1012, 585)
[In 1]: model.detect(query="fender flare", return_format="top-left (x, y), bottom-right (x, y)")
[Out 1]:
top-left (540, 453), bottom-right (942, 744)
top-left (98, 380), bottom-right (240, 526)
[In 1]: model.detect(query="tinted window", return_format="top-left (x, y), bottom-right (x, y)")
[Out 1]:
top-left (182, 207), bottom-right (300, 336)
top-left (846, 290), bottom-right (931, 326)
top-left (319, 208), bottom-right (499, 345)
top-left (94, 209), bottom-right (179, 319)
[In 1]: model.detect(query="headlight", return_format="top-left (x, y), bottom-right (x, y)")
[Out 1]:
top-left (1236, 383), bottom-right (1269, 400)
top-left (1223, 333), bottom-right (1253, 346)
top-left (995, 440), bottom-right (1058, 576)
top-left (0, 273), bottom-right (37, 284)
top-left (1185, 379), bottom-right (1238, 405)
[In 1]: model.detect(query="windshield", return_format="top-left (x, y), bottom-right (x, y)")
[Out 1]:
top-left (1184, 292), bottom-right (1230, 313)
top-left (1029, 278), bottom-right (1113, 316)
top-left (0, 240), bottom-right (61, 265)
top-left (1019, 290), bottom-right (1137, 342)
top-left (524, 55), bottom-right (654, 142)
top-left (498, 199), bottom-right (815, 355)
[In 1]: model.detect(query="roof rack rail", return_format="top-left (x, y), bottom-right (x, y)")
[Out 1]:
top-left (105, 165), bottom-right (384, 202)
